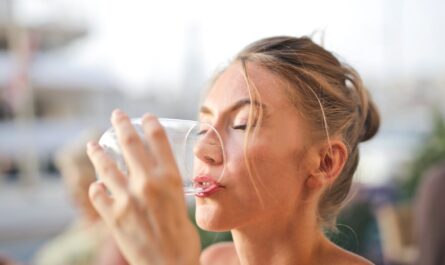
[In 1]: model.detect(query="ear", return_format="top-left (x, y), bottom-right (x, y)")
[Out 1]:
top-left (306, 139), bottom-right (348, 189)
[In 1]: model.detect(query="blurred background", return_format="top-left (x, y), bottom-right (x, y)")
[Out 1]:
top-left (0, 0), bottom-right (445, 264)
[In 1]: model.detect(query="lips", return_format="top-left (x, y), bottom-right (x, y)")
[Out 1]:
top-left (193, 175), bottom-right (224, 197)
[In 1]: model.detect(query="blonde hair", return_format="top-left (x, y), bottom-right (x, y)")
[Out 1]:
top-left (230, 36), bottom-right (380, 231)
top-left (55, 129), bottom-right (102, 185)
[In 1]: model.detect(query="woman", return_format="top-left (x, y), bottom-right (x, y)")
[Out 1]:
top-left (86, 36), bottom-right (380, 264)
top-left (35, 130), bottom-right (127, 265)
top-left (415, 161), bottom-right (445, 265)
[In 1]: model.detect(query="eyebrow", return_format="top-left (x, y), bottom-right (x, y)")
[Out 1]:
top-left (199, 98), bottom-right (266, 116)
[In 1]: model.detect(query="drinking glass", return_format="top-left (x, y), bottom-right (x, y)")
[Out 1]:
top-left (97, 118), bottom-right (225, 195)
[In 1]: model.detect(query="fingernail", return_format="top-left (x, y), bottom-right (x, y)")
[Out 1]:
top-left (87, 141), bottom-right (100, 151)
top-left (112, 109), bottom-right (125, 118)
top-left (142, 113), bottom-right (158, 123)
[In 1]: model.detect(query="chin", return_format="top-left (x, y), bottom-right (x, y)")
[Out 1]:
top-left (195, 204), bottom-right (234, 232)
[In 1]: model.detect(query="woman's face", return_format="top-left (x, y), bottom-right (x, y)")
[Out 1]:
top-left (62, 163), bottom-right (99, 221)
top-left (195, 62), bottom-right (319, 231)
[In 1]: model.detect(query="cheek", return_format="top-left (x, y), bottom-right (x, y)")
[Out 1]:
top-left (245, 139), bottom-right (308, 197)
top-left (195, 136), bottom-right (309, 230)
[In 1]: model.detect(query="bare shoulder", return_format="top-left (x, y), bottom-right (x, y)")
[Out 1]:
top-left (341, 251), bottom-right (374, 265)
top-left (325, 242), bottom-right (374, 265)
top-left (200, 242), bottom-right (239, 265)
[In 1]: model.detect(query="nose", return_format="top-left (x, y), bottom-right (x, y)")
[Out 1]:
top-left (193, 129), bottom-right (224, 166)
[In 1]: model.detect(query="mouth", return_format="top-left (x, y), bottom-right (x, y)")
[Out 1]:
top-left (193, 175), bottom-right (224, 197)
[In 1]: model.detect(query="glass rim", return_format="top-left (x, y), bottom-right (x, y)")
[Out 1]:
top-left (98, 116), bottom-right (227, 192)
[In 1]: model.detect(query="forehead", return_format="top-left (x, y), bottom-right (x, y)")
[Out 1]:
top-left (203, 62), bottom-right (291, 113)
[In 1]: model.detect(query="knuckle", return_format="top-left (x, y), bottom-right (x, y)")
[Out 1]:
top-left (139, 179), bottom-right (162, 197)
top-left (169, 177), bottom-right (183, 190)
top-left (112, 194), bottom-right (133, 226)
top-left (155, 166), bottom-right (173, 177)
top-left (101, 163), bottom-right (116, 177)
top-left (122, 132), bottom-right (140, 146)
top-left (147, 125), bottom-right (165, 140)
top-left (89, 185), bottom-right (102, 201)
top-left (157, 167), bottom-right (181, 186)
top-left (111, 214), bottom-right (124, 228)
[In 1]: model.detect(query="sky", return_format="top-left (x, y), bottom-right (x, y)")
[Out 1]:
top-left (11, 0), bottom-right (445, 96)
top-left (5, 0), bottom-right (445, 187)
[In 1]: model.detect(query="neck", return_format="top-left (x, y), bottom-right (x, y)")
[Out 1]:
top-left (231, 205), bottom-right (326, 265)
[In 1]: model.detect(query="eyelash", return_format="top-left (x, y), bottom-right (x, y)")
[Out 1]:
top-left (197, 122), bottom-right (252, 136)
top-left (197, 129), bottom-right (207, 135)
top-left (232, 124), bottom-right (247, 130)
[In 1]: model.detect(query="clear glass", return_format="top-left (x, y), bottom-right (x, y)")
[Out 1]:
top-left (98, 118), bottom-right (225, 195)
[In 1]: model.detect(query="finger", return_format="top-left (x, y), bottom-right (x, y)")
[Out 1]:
top-left (141, 114), bottom-right (176, 169)
top-left (87, 141), bottom-right (128, 198)
top-left (89, 181), bottom-right (113, 223)
top-left (111, 109), bottom-right (155, 176)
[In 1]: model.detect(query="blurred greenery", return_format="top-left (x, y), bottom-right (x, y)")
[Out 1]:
top-left (187, 205), bottom-right (232, 250)
top-left (327, 199), bottom-right (383, 264)
top-left (328, 108), bottom-right (445, 264)
top-left (400, 109), bottom-right (445, 200)
top-left (328, 200), bottom-right (376, 254)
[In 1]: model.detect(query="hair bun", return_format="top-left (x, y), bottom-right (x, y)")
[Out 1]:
top-left (359, 99), bottom-right (380, 142)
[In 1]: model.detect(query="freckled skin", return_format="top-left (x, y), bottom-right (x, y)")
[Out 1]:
top-left (196, 62), bottom-right (373, 265)
top-left (195, 62), bottom-right (315, 231)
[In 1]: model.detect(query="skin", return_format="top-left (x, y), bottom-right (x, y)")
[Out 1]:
top-left (58, 158), bottom-right (129, 265)
top-left (87, 62), bottom-right (373, 265)
top-left (87, 111), bottom-right (201, 265)
top-left (60, 163), bottom-right (99, 222)
top-left (197, 62), bottom-right (372, 265)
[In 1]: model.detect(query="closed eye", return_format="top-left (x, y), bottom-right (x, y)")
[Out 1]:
top-left (232, 124), bottom-right (247, 130)
top-left (197, 129), bottom-right (208, 135)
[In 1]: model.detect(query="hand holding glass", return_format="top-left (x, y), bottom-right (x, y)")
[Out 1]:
top-left (97, 118), bottom-right (225, 195)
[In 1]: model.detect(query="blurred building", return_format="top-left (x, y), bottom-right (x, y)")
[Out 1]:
top-left (0, 0), bottom-right (130, 183)
top-left (0, 1), bottom-right (204, 184)
top-left (0, 0), bottom-right (444, 263)
top-left (0, 1), bottom-right (148, 261)
top-left (0, 3), bottom-right (205, 260)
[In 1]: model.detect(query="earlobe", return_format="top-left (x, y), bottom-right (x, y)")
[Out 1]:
top-left (305, 174), bottom-right (323, 189)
